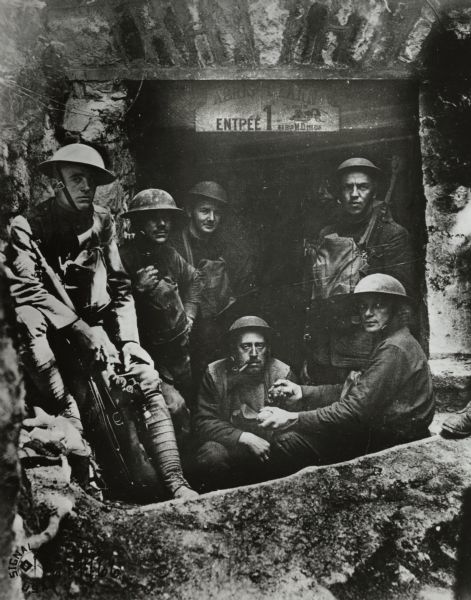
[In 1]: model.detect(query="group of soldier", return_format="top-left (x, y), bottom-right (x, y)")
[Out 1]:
top-left (4, 141), bottom-right (467, 502)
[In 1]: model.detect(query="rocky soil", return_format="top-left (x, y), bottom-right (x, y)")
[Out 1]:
top-left (18, 434), bottom-right (471, 600)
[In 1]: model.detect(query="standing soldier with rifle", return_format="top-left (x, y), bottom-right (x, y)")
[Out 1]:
top-left (6, 143), bottom-right (198, 500)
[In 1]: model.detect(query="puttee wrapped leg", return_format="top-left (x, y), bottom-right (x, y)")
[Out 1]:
top-left (128, 363), bottom-right (198, 499)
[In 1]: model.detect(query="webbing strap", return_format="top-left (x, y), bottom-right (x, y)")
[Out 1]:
top-left (56, 167), bottom-right (80, 212)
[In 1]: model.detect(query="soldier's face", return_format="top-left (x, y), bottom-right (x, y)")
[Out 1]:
top-left (235, 331), bottom-right (267, 374)
top-left (340, 170), bottom-right (376, 217)
top-left (189, 199), bottom-right (222, 237)
top-left (141, 214), bottom-right (172, 244)
top-left (57, 164), bottom-right (97, 212)
top-left (358, 293), bottom-right (392, 333)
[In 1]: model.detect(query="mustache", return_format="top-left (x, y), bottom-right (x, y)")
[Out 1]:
top-left (233, 359), bottom-right (262, 373)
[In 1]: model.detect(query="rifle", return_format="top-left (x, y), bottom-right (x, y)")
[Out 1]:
top-left (13, 216), bottom-right (161, 495)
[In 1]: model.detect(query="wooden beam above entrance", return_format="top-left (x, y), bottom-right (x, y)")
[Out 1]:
top-left (65, 65), bottom-right (418, 82)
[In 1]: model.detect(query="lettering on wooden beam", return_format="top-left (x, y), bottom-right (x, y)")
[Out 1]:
top-left (195, 82), bottom-right (339, 132)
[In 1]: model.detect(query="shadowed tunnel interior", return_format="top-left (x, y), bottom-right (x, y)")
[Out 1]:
top-left (125, 79), bottom-right (427, 371)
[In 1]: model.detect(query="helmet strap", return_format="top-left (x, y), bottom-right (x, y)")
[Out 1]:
top-left (56, 165), bottom-right (80, 212)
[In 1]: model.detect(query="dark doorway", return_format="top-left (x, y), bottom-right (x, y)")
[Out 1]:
top-left (125, 79), bottom-right (426, 371)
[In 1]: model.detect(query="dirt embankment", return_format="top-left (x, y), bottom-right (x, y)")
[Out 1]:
top-left (17, 435), bottom-right (471, 600)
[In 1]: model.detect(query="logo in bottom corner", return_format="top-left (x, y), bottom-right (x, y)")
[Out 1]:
top-left (8, 545), bottom-right (44, 580)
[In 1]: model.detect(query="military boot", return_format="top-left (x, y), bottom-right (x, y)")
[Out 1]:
top-left (441, 401), bottom-right (471, 438)
top-left (173, 485), bottom-right (199, 500)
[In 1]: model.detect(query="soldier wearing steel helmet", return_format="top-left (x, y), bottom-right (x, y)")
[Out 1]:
top-left (255, 274), bottom-right (434, 473)
top-left (119, 189), bottom-right (203, 413)
top-left (192, 316), bottom-right (297, 491)
top-left (6, 144), bottom-right (197, 500)
top-left (303, 157), bottom-right (415, 385)
top-left (171, 181), bottom-right (256, 381)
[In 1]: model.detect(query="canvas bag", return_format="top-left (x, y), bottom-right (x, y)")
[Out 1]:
top-left (63, 246), bottom-right (111, 319)
top-left (305, 208), bottom-right (380, 302)
top-left (304, 208), bottom-right (385, 368)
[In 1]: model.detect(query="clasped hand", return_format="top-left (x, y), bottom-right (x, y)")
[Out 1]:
top-left (71, 319), bottom-right (153, 370)
top-left (257, 406), bottom-right (299, 430)
top-left (268, 379), bottom-right (302, 403)
top-left (136, 266), bottom-right (160, 293)
top-left (71, 320), bottom-right (119, 367)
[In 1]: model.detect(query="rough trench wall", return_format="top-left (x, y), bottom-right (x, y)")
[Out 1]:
top-left (1, 0), bottom-right (471, 598)
top-left (0, 3), bottom-right (137, 597)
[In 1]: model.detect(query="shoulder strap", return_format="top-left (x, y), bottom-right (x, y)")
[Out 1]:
top-left (362, 156), bottom-right (402, 247)
top-left (359, 207), bottom-right (380, 246)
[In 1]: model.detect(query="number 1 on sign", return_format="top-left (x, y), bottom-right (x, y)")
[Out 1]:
top-left (263, 105), bottom-right (272, 131)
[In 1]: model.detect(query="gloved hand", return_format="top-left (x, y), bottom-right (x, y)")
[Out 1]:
top-left (121, 341), bottom-right (154, 370)
top-left (69, 320), bottom-right (119, 367)
top-left (135, 266), bottom-right (160, 294)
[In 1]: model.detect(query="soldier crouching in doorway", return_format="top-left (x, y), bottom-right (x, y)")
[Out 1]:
top-left (119, 189), bottom-right (202, 418)
top-left (303, 157), bottom-right (415, 385)
top-left (5, 144), bottom-right (197, 500)
top-left (259, 274), bottom-right (434, 475)
top-left (191, 316), bottom-right (298, 491)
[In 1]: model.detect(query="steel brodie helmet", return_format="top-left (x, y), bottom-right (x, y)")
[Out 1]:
top-left (337, 157), bottom-right (381, 176)
top-left (120, 189), bottom-right (185, 220)
top-left (39, 143), bottom-right (116, 185)
top-left (228, 316), bottom-right (273, 339)
top-left (188, 181), bottom-right (228, 206)
top-left (353, 273), bottom-right (411, 301)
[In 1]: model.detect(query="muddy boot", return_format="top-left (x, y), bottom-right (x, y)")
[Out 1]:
top-left (173, 486), bottom-right (199, 500)
top-left (441, 401), bottom-right (471, 438)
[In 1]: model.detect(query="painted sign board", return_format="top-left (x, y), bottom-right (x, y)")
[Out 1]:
top-left (195, 83), bottom-right (339, 132)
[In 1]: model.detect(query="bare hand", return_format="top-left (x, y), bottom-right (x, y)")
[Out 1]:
top-left (257, 406), bottom-right (298, 430)
top-left (71, 320), bottom-right (119, 367)
top-left (136, 266), bottom-right (160, 294)
top-left (268, 379), bottom-right (302, 403)
top-left (186, 315), bottom-right (194, 334)
top-left (92, 326), bottom-right (120, 366)
top-left (239, 432), bottom-right (271, 462)
top-left (121, 342), bottom-right (154, 371)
